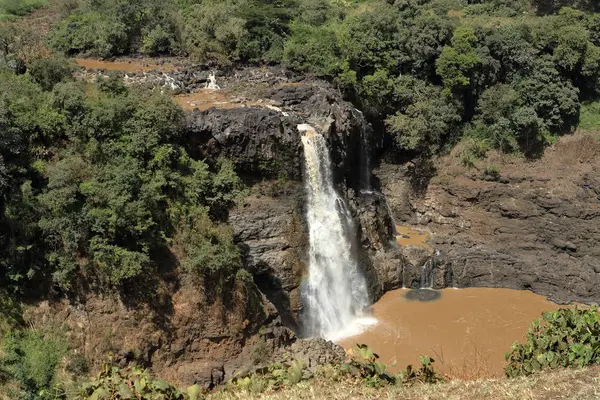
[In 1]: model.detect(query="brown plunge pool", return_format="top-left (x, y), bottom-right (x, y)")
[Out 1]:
top-left (338, 287), bottom-right (561, 378)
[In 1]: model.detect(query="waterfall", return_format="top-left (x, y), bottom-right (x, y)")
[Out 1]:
top-left (420, 260), bottom-right (434, 289)
top-left (298, 124), bottom-right (374, 341)
top-left (205, 72), bottom-right (220, 89)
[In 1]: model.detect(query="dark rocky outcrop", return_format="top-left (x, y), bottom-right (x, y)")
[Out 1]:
top-left (229, 191), bottom-right (307, 330)
top-left (185, 71), bottom-right (375, 189)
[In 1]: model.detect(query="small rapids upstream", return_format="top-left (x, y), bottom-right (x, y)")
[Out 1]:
top-left (299, 124), bottom-right (374, 340)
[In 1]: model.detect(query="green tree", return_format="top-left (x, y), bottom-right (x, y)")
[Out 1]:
top-left (182, 0), bottom-right (248, 65)
top-left (513, 56), bottom-right (580, 132)
top-left (467, 84), bottom-right (547, 154)
top-left (283, 22), bottom-right (340, 76)
top-left (386, 83), bottom-right (461, 153)
top-left (436, 27), bottom-right (481, 92)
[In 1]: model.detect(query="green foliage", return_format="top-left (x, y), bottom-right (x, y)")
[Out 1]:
top-left (436, 27), bottom-right (481, 92)
top-left (235, 0), bottom-right (298, 63)
top-left (459, 137), bottom-right (490, 168)
top-left (0, 0), bottom-right (48, 19)
top-left (0, 59), bottom-right (246, 295)
top-left (397, 355), bottom-right (443, 385)
top-left (49, 0), bottom-right (181, 57)
top-left (484, 163), bottom-right (500, 179)
top-left (468, 84), bottom-right (547, 154)
top-left (27, 57), bottom-right (74, 91)
top-left (579, 100), bottom-right (600, 130)
top-left (77, 365), bottom-right (199, 400)
top-left (182, 0), bottom-right (248, 65)
top-left (229, 360), bottom-right (312, 392)
top-left (340, 344), bottom-right (394, 387)
top-left (1, 327), bottom-right (68, 400)
top-left (340, 345), bottom-right (443, 387)
top-left (228, 345), bottom-right (442, 394)
top-left (283, 22), bottom-right (340, 76)
top-left (513, 56), bottom-right (580, 133)
top-left (175, 206), bottom-right (242, 281)
top-left (0, 293), bottom-right (22, 336)
top-left (505, 308), bottom-right (600, 378)
top-left (533, 0), bottom-right (598, 15)
top-left (386, 83), bottom-right (461, 154)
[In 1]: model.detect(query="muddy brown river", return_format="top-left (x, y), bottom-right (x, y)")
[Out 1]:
top-left (338, 288), bottom-right (560, 378)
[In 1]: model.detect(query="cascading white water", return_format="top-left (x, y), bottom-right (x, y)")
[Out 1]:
top-left (205, 72), bottom-right (220, 89)
top-left (299, 124), bottom-right (375, 341)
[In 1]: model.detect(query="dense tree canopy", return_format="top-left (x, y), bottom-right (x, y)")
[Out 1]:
top-left (43, 0), bottom-right (600, 157)
top-left (0, 62), bottom-right (245, 296)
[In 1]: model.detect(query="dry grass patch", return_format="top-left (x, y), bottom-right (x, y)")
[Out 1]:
top-left (207, 366), bottom-right (600, 400)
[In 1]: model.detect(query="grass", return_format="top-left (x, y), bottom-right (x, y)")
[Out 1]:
top-left (0, 0), bottom-right (48, 20)
top-left (579, 101), bottom-right (600, 132)
top-left (207, 366), bottom-right (600, 400)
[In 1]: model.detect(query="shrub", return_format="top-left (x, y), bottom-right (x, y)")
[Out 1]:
top-left (77, 365), bottom-right (202, 400)
top-left (175, 206), bottom-right (242, 281)
top-left (0, 0), bottom-right (48, 17)
top-left (230, 360), bottom-right (310, 392)
top-left (141, 24), bottom-right (179, 55)
top-left (27, 57), bottom-right (73, 91)
top-left (340, 344), bottom-right (394, 387)
top-left (283, 23), bottom-right (340, 77)
top-left (49, 12), bottom-right (129, 57)
top-left (579, 101), bottom-right (600, 131)
top-left (341, 344), bottom-right (443, 387)
top-left (1, 328), bottom-right (68, 399)
top-left (182, 1), bottom-right (248, 65)
top-left (505, 308), bottom-right (600, 377)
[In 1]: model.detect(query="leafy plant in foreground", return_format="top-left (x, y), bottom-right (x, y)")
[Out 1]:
top-left (229, 360), bottom-right (311, 392)
top-left (341, 344), bottom-right (442, 386)
top-left (77, 365), bottom-right (202, 400)
top-left (505, 308), bottom-right (600, 377)
top-left (340, 344), bottom-right (394, 387)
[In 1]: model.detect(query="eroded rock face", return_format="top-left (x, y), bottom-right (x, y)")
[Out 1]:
top-left (229, 190), bottom-right (307, 329)
top-left (377, 133), bottom-right (600, 304)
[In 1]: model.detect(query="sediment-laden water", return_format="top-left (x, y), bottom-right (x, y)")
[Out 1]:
top-left (339, 287), bottom-right (559, 377)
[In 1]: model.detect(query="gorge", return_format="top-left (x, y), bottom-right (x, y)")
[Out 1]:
top-left (5, 61), bottom-right (600, 391)
top-left (4, 0), bottom-right (600, 396)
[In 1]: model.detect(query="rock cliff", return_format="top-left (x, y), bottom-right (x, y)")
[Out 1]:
top-left (377, 132), bottom-right (600, 304)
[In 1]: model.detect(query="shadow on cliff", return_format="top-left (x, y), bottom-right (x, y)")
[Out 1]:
top-left (239, 244), bottom-right (299, 332)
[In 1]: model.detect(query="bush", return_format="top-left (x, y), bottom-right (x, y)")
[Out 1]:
top-left (579, 101), bottom-right (600, 130)
top-left (229, 345), bottom-right (442, 393)
top-left (175, 206), bottom-right (242, 281)
top-left (49, 12), bottom-right (130, 57)
top-left (0, 0), bottom-right (48, 17)
top-left (77, 365), bottom-right (202, 400)
top-left (230, 360), bottom-right (310, 392)
top-left (505, 308), bottom-right (600, 377)
top-left (141, 24), bottom-right (179, 55)
top-left (27, 57), bottom-right (73, 91)
top-left (283, 23), bottom-right (340, 76)
top-left (1, 328), bottom-right (68, 399)
top-left (182, 0), bottom-right (248, 65)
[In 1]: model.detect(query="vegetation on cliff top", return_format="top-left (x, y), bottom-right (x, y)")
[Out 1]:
top-left (42, 0), bottom-right (600, 160)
